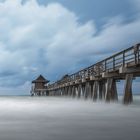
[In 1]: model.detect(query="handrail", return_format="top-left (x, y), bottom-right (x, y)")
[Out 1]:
top-left (48, 43), bottom-right (140, 89)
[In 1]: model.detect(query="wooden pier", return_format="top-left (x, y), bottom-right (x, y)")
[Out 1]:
top-left (48, 43), bottom-right (140, 104)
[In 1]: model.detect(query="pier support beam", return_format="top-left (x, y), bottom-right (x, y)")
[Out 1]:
top-left (93, 81), bottom-right (98, 101)
top-left (81, 86), bottom-right (85, 98)
top-left (123, 74), bottom-right (133, 104)
top-left (61, 88), bottom-right (65, 96)
top-left (105, 78), bottom-right (118, 102)
top-left (99, 81), bottom-right (106, 100)
top-left (64, 87), bottom-right (68, 96)
top-left (78, 84), bottom-right (82, 98)
top-left (85, 82), bottom-right (91, 99)
top-left (89, 83), bottom-right (92, 98)
top-left (68, 86), bottom-right (72, 96)
top-left (58, 89), bottom-right (61, 96)
top-left (75, 86), bottom-right (78, 97)
top-left (72, 86), bottom-right (76, 97)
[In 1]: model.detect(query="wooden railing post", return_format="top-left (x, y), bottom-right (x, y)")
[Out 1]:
top-left (113, 57), bottom-right (115, 70)
top-left (105, 60), bottom-right (107, 72)
top-left (123, 50), bottom-right (125, 66)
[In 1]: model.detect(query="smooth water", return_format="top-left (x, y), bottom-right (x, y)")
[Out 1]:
top-left (0, 96), bottom-right (140, 140)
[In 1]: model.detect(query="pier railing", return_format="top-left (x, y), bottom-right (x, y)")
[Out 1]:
top-left (48, 43), bottom-right (140, 90)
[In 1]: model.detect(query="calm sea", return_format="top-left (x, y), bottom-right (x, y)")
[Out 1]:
top-left (0, 96), bottom-right (139, 140)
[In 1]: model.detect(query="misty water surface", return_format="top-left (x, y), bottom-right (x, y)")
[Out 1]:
top-left (0, 96), bottom-right (140, 140)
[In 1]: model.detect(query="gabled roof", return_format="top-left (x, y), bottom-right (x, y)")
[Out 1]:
top-left (32, 75), bottom-right (49, 83)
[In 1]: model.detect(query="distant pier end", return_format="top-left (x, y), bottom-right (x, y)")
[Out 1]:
top-left (31, 75), bottom-right (49, 96)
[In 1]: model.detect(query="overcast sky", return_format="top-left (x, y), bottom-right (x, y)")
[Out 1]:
top-left (0, 0), bottom-right (140, 95)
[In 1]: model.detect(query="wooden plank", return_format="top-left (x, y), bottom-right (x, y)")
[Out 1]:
top-left (119, 66), bottom-right (140, 74)
top-left (102, 72), bottom-right (119, 78)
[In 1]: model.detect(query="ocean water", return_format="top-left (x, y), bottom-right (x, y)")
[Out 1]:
top-left (0, 96), bottom-right (140, 140)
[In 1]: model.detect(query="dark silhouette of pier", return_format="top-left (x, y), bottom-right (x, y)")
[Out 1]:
top-left (46, 43), bottom-right (140, 104)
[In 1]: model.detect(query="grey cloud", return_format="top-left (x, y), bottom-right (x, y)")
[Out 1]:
top-left (0, 0), bottom-right (140, 94)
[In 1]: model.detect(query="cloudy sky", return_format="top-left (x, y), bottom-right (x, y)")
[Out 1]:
top-left (0, 0), bottom-right (140, 95)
